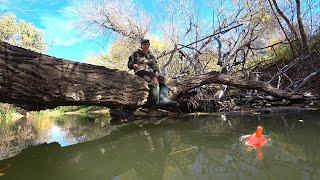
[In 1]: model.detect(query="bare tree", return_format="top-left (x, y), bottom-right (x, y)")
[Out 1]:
top-left (269, 0), bottom-right (309, 53)
top-left (156, 0), bottom-right (201, 76)
top-left (70, 0), bottom-right (151, 40)
top-left (270, 0), bottom-right (299, 41)
top-left (295, 0), bottom-right (309, 53)
top-left (267, 0), bottom-right (296, 56)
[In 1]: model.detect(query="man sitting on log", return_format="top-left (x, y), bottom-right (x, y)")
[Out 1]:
top-left (128, 39), bottom-right (176, 109)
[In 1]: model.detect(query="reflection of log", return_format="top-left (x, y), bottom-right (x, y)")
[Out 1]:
top-left (174, 71), bottom-right (304, 101)
top-left (0, 122), bottom-right (172, 180)
top-left (0, 42), bottom-right (148, 110)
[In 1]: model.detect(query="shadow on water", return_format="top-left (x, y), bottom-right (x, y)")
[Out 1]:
top-left (0, 112), bottom-right (319, 179)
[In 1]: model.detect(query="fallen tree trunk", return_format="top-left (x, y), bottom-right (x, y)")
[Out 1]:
top-left (0, 41), bottom-right (309, 118)
top-left (174, 71), bottom-right (304, 101)
top-left (0, 42), bottom-right (149, 110)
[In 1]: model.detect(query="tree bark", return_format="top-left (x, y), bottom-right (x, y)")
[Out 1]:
top-left (0, 41), bottom-right (149, 111)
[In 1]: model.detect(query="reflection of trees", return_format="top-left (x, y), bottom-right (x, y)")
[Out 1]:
top-left (0, 117), bottom-right (38, 160)
top-left (163, 115), bottom-right (320, 179)
top-left (0, 114), bottom-right (113, 160)
top-left (269, 114), bottom-right (320, 178)
top-left (52, 114), bottom-right (114, 143)
top-left (0, 113), bottom-right (319, 179)
top-left (166, 134), bottom-right (199, 179)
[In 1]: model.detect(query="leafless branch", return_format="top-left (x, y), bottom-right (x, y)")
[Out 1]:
top-left (156, 23), bottom-right (243, 59)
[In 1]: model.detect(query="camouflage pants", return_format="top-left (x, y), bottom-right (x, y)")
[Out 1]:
top-left (135, 70), bottom-right (165, 85)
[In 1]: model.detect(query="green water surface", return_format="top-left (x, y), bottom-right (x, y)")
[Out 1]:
top-left (0, 112), bottom-right (319, 180)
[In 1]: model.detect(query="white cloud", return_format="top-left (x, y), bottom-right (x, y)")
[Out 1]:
top-left (40, 12), bottom-right (84, 47)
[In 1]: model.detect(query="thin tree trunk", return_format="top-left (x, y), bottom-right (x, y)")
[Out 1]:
top-left (295, 0), bottom-right (309, 53)
top-left (271, 0), bottom-right (301, 48)
top-left (268, 0), bottom-right (296, 56)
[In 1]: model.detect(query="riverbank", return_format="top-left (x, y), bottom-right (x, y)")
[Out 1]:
top-left (173, 36), bottom-right (320, 114)
top-left (1, 101), bottom-right (319, 123)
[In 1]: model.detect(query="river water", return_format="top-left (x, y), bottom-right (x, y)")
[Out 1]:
top-left (0, 112), bottom-right (319, 179)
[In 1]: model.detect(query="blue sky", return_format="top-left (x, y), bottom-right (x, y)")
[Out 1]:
top-left (0, 0), bottom-right (221, 62)
top-left (0, 0), bottom-right (112, 62)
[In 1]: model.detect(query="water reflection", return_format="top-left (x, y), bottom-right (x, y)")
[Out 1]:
top-left (0, 112), bottom-right (320, 179)
top-left (0, 114), bottom-right (113, 160)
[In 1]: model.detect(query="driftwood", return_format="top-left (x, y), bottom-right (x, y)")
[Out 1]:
top-left (293, 69), bottom-right (320, 92)
top-left (174, 71), bottom-right (304, 101)
top-left (0, 41), bottom-right (148, 111)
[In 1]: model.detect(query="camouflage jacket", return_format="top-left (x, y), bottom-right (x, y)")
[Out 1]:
top-left (128, 49), bottom-right (159, 73)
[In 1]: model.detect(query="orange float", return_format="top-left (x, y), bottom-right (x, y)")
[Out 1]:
top-left (245, 126), bottom-right (267, 149)
top-left (243, 126), bottom-right (268, 160)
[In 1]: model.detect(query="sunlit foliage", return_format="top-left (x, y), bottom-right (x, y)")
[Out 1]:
top-left (0, 13), bottom-right (46, 53)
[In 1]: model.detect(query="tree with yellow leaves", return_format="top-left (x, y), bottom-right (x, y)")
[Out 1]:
top-left (0, 13), bottom-right (46, 53)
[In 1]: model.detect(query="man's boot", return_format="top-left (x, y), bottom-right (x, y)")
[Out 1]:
top-left (146, 84), bottom-right (160, 108)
